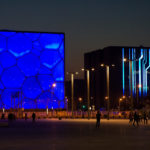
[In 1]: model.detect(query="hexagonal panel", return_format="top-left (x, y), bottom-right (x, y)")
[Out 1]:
top-left (18, 54), bottom-right (40, 76)
top-left (0, 52), bottom-right (16, 68)
top-left (40, 33), bottom-right (61, 50)
top-left (1, 66), bottom-right (25, 88)
top-left (40, 50), bottom-right (61, 69)
top-left (7, 33), bottom-right (32, 57)
top-left (22, 77), bottom-right (42, 99)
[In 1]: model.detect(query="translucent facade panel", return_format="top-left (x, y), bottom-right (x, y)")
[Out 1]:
top-left (1, 66), bottom-right (25, 88)
top-left (0, 31), bottom-right (65, 109)
top-left (22, 77), bottom-right (42, 99)
top-left (0, 52), bottom-right (16, 68)
top-left (40, 50), bottom-right (61, 69)
top-left (8, 34), bottom-right (32, 57)
top-left (17, 54), bottom-right (40, 76)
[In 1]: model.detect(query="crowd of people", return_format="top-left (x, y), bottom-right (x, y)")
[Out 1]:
top-left (129, 111), bottom-right (148, 127)
top-left (95, 110), bottom-right (149, 128)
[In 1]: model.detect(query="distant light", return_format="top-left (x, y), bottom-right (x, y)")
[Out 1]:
top-left (112, 64), bottom-right (115, 67)
top-left (75, 72), bottom-right (79, 75)
top-left (138, 84), bottom-right (142, 88)
top-left (78, 97), bottom-right (82, 102)
top-left (89, 107), bottom-right (91, 110)
top-left (91, 68), bottom-right (95, 71)
top-left (120, 98), bottom-right (122, 101)
top-left (101, 64), bottom-right (104, 67)
top-left (123, 58), bottom-right (127, 62)
top-left (81, 68), bottom-right (85, 71)
top-left (2, 108), bottom-right (5, 113)
top-left (122, 96), bottom-right (126, 99)
top-left (105, 96), bottom-right (109, 100)
top-left (46, 107), bottom-right (48, 115)
top-left (52, 83), bottom-right (56, 88)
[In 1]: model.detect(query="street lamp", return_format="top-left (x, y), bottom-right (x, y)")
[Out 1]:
top-left (48, 83), bottom-right (57, 116)
top-left (66, 72), bottom-right (78, 118)
top-left (101, 64), bottom-right (115, 120)
top-left (82, 68), bottom-right (95, 119)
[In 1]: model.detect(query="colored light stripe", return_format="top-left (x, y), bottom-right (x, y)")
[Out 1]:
top-left (139, 49), bottom-right (143, 97)
top-left (122, 48), bottom-right (125, 96)
top-left (129, 48), bottom-right (131, 96)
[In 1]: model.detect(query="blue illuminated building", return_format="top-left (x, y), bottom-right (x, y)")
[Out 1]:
top-left (0, 30), bottom-right (65, 109)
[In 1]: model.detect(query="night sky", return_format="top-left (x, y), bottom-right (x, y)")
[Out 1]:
top-left (0, 0), bottom-right (150, 78)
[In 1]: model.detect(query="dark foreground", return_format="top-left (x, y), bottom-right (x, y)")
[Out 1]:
top-left (0, 119), bottom-right (150, 150)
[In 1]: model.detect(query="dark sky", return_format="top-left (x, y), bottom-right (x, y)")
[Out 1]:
top-left (0, 0), bottom-right (150, 78)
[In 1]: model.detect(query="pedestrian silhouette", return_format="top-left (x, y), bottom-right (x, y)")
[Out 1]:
top-left (143, 111), bottom-right (148, 125)
top-left (129, 111), bottom-right (133, 126)
top-left (133, 111), bottom-right (139, 127)
top-left (96, 110), bottom-right (101, 128)
top-left (32, 112), bottom-right (36, 122)
top-left (25, 113), bottom-right (27, 121)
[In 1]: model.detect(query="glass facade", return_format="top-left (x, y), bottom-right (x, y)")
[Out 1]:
top-left (0, 31), bottom-right (65, 109)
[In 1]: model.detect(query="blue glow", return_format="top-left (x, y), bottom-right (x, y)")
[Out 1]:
top-left (122, 48), bottom-right (125, 96)
top-left (129, 48), bottom-right (131, 96)
top-left (132, 48), bottom-right (134, 96)
top-left (0, 31), bottom-right (65, 109)
top-left (139, 49), bottom-right (143, 96)
top-left (9, 49), bottom-right (30, 57)
top-left (45, 43), bottom-right (60, 49)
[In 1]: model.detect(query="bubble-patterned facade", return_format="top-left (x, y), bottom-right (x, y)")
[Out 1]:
top-left (0, 30), bottom-right (65, 109)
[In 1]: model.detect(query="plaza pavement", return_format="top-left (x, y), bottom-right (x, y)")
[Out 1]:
top-left (0, 118), bottom-right (150, 150)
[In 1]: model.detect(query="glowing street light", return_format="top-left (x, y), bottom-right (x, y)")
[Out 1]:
top-left (81, 68), bottom-right (95, 119)
top-left (100, 64), bottom-right (115, 120)
top-left (66, 72), bottom-right (78, 118)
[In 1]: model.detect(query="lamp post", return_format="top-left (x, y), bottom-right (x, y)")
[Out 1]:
top-left (82, 68), bottom-right (95, 119)
top-left (67, 72), bottom-right (78, 118)
top-left (119, 98), bottom-right (122, 112)
top-left (48, 83), bottom-right (56, 116)
top-left (101, 64), bottom-right (115, 120)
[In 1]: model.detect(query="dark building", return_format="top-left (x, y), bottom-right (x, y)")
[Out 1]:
top-left (65, 79), bottom-right (85, 110)
top-left (84, 46), bottom-right (150, 110)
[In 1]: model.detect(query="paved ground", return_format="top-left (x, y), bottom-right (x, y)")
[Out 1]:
top-left (0, 119), bottom-right (150, 150)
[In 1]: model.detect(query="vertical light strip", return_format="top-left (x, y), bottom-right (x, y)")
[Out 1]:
top-left (139, 49), bottom-right (143, 96)
top-left (122, 48), bottom-right (125, 96)
top-left (134, 48), bottom-right (136, 96)
top-left (132, 48), bottom-right (134, 96)
top-left (129, 48), bottom-right (131, 96)
top-left (143, 49), bottom-right (146, 96)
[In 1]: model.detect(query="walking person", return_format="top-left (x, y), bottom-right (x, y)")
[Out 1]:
top-left (133, 111), bottom-right (139, 127)
top-left (129, 111), bottom-right (133, 126)
top-left (143, 111), bottom-right (148, 125)
top-left (96, 110), bottom-right (101, 128)
top-left (32, 112), bottom-right (36, 122)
